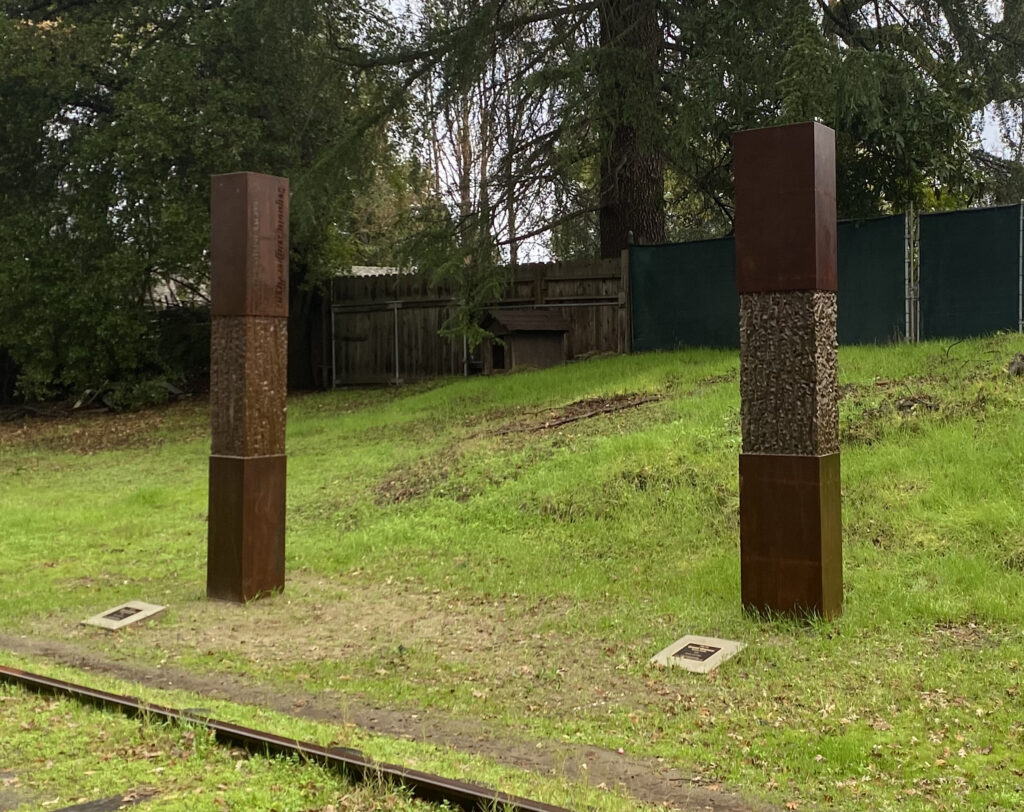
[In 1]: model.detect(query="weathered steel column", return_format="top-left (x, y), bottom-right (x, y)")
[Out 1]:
top-left (733, 122), bottom-right (842, 618)
top-left (207, 172), bottom-right (289, 602)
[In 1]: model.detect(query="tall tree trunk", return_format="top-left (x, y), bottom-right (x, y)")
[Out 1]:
top-left (597, 0), bottom-right (665, 258)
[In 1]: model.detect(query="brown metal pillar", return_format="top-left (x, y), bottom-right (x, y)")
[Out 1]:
top-left (733, 122), bottom-right (842, 618)
top-left (207, 172), bottom-right (289, 602)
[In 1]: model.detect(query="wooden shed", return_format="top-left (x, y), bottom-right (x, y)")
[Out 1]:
top-left (481, 309), bottom-right (569, 374)
top-left (330, 257), bottom-right (626, 386)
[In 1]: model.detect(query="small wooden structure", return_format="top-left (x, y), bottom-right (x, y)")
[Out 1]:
top-left (481, 309), bottom-right (569, 373)
top-left (330, 257), bottom-right (627, 385)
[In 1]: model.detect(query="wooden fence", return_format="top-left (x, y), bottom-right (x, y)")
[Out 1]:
top-left (330, 257), bottom-right (627, 385)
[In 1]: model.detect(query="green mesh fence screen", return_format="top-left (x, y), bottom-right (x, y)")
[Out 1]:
top-left (920, 204), bottom-right (1022, 339)
top-left (629, 237), bottom-right (738, 351)
top-left (629, 215), bottom-right (907, 350)
top-left (837, 214), bottom-right (906, 344)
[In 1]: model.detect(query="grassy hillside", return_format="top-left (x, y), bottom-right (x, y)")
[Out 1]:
top-left (3, 333), bottom-right (1024, 811)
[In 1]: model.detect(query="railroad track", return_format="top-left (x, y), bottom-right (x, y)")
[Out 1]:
top-left (0, 664), bottom-right (570, 812)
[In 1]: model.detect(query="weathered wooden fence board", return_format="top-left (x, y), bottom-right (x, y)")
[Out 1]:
top-left (331, 258), bottom-right (624, 385)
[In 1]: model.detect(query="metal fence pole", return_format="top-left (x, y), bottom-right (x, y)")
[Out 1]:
top-left (911, 204), bottom-right (920, 341)
top-left (905, 207), bottom-right (912, 341)
top-left (1018, 199), bottom-right (1023, 333)
top-left (905, 204), bottom-right (919, 341)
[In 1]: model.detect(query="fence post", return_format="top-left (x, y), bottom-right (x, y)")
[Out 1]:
top-left (1018, 199), bottom-right (1023, 333)
top-left (904, 203), bottom-right (921, 342)
top-left (619, 248), bottom-right (631, 354)
top-left (905, 206), bottom-right (912, 341)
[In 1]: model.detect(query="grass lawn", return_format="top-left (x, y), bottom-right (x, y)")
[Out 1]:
top-left (2, 333), bottom-right (1024, 810)
top-left (0, 678), bottom-right (433, 812)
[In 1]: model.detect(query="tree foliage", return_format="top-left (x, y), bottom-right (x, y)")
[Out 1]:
top-left (356, 0), bottom-right (1023, 251)
top-left (0, 0), bottom-right (425, 400)
top-left (3, 0), bottom-right (1021, 397)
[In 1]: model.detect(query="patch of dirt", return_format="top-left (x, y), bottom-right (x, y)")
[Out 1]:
top-left (373, 394), bottom-right (661, 505)
top-left (839, 379), bottom-right (946, 446)
top-left (694, 370), bottom-right (738, 388)
top-left (105, 576), bottom-right (586, 693)
top-left (374, 455), bottom-right (463, 504)
top-left (492, 392), bottom-right (661, 436)
top-left (0, 634), bottom-right (779, 812)
top-left (0, 399), bottom-right (207, 455)
top-left (893, 394), bottom-right (940, 413)
top-left (0, 769), bottom-right (39, 811)
top-left (931, 621), bottom-right (995, 649)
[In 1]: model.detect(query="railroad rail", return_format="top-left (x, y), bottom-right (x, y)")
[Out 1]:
top-left (0, 664), bottom-right (570, 812)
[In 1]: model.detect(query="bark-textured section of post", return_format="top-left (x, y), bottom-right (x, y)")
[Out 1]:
top-left (208, 172), bottom-right (289, 603)
top-left (733, 122), bottom-right (842, 618)
top-left (739, 292), bottom-right (838, 456)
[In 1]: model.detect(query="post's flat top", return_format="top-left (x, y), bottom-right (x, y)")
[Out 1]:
top-left (212, 170), bottom-right (289, 183)
top-left (732, 120), bottom-right (834, 139)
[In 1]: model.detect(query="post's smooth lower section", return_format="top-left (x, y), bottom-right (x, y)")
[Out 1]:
top-left (207, 454), bottom-right (286, 602)
top-left (739, 452), bottom-right (842, 618)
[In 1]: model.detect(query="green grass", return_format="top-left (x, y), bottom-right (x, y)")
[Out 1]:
top-left (3, 334), bottom-right (1024, 810)
top-left (0, 655), bottom-right (633, 812)
top-left (0, 678), bottom-right (430, 812)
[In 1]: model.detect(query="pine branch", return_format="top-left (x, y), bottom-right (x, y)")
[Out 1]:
top-left (492, 205), bottom-right (600, 247)
top-left (329, 1), bottom-right (597, 72)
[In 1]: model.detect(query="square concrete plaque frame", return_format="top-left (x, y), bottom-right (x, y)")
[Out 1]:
top-left (650, 635), bottom-right (744, 674)
top-left (82, 601), bottom-right (166, 631)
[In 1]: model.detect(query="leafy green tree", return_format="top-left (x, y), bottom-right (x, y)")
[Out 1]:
top-left (349, 0), bottom-right (1022, 257)
top-left (0, 0), bottom-right (411, 400)
top-left (6, 0), bottom-right (1019, 398)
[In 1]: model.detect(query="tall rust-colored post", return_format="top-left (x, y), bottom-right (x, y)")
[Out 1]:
top-left (733, 122), bottom-right (842, 618)
top-left (207, 172), bottom-right (289, 602)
